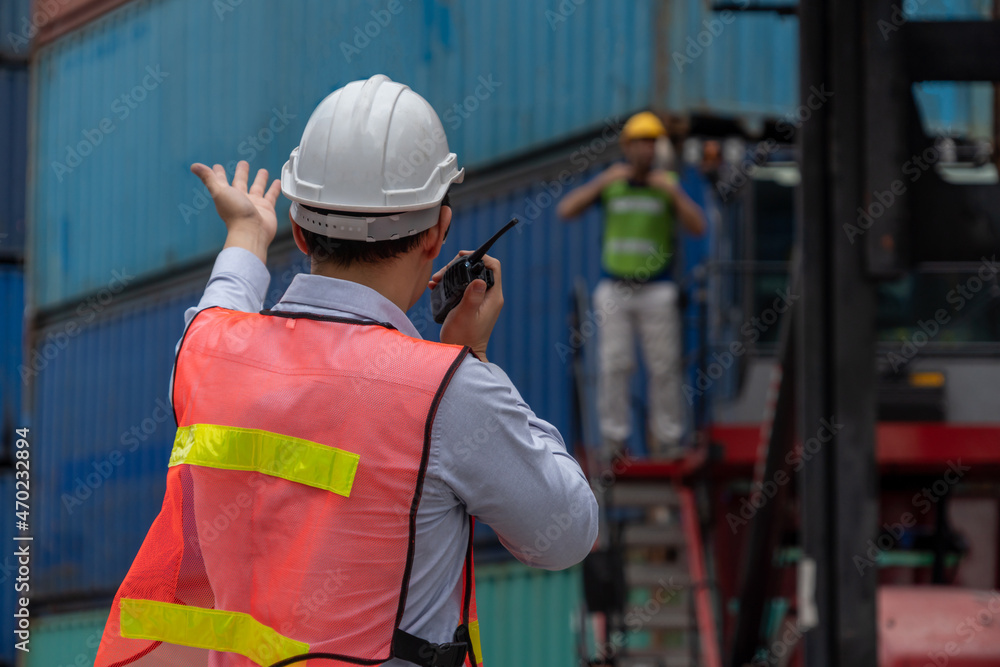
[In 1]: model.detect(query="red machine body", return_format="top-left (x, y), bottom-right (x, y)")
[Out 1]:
top-left (879, 587), bottom-right (1000, 667)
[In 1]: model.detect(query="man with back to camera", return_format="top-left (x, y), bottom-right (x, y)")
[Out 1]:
top-left (557, 111), bottom-right (706, 464)
top-left (95, 75), bottom-right (598, 667)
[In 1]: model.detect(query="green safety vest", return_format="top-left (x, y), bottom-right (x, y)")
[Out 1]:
top-left (600, 175), bottom-right (676, 280)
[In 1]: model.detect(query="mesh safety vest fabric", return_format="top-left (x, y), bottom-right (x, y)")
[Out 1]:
top-left (600, 175), bottom-right (676, 280)
top-left (95, 307), bottom-right (483, 667)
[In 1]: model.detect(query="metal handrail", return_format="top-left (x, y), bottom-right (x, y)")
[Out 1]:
top-left (678, 487), bottom-right (723, 667)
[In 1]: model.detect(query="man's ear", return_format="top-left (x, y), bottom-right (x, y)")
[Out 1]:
top-left (291, 214), bottom-right (310, 256)
top-left (424, 205), bottom-right (452, 260)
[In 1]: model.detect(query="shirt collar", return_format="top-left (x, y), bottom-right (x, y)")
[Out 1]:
top-left (270, 273), bottom-right (422, 339)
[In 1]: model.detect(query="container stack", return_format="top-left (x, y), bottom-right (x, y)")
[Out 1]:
top-left (0, 0), bottom-right (31, 664)
top-left (16, 1), bottom-right (989, 666)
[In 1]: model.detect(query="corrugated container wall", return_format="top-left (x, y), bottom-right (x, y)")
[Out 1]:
top-left (0, 0), bottom-right (33, 59)
top-left (664, 0), bottom-right (798, 118)
top-left (32, 140), bottom-right (712, 598)
top-left (0, 66), bottom-right (28, 257)
top-left (1, 1), bottom-right (30, 661)
top-left (0, 476), bottom-right (17, 667)
top-left (28, 0), bottom-right (997, 311)
top-left (21, 607), bottom-right (107, 667)
top-left (22, 564), bottom-right (580, 667)
top-left (0, 267), bottom-right (24, 434)
top-left (28, 0), bottom-right (666, 310)
top-left (34, 278), bottom-right (194, 598)
top-left (475, 562), bottom-right (583, 667)
top-left (0, 270), bottom-right (24, 667)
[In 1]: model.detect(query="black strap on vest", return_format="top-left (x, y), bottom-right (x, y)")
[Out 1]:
top-left (392, 627), bottom-right (469, 667)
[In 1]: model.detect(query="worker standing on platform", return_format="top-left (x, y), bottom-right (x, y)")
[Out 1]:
top-left (96, 75), bottom-right (598, 667)
top-left (557, 111), bottom-right (706, 463)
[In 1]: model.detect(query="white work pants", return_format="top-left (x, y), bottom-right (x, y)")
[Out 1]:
top-left (593, 278), bottom-right (684, 455)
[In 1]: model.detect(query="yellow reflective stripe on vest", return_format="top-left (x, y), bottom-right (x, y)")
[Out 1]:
top-left (468, 620), bottom-right (483, 666)
top-left (119, 598), bottom-right (309, 666)
top-left (170, 424), bottom-right (359, 497)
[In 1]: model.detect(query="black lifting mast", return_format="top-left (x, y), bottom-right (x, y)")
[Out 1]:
top-left (797, 0), bottom-right (879, 665)
top-left (727, 0), bottom-right (1000, 666)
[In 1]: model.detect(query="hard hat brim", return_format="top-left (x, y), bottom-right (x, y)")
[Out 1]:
top-left (289, 201), bottom-right (445, 242)
top-left (280, 157), bottom-right (464, 214)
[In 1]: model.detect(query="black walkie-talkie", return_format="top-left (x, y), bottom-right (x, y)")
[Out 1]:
top-left (430, 217), bottom-right (519, 324)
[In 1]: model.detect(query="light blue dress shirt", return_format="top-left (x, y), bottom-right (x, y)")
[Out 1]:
top-left (172, 247), bottom-right (598, 665)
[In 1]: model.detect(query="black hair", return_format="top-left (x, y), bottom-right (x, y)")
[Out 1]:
top-left (301, 193), bottom-right (450, 268)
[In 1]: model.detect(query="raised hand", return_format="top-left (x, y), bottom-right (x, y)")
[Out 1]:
top-left (191, 160), bottom-right (282, 262)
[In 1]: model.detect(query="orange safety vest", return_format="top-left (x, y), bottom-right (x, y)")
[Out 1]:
top-left (95, 307), bottom-right (483, 667)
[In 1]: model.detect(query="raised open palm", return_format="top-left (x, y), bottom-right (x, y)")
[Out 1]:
top-left (190, 160), bottom-right (281, 244)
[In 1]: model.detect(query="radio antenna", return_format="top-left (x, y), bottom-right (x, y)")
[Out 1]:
top-left (466, 217), bottom-right (518, 265)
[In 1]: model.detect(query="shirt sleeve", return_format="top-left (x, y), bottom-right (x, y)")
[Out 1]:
top-left (427, 357), bottom-right (599, 571)
top-left (181, 247), bottom-right (272, 329)
top-left (170, 247), bottom-right (272, 404)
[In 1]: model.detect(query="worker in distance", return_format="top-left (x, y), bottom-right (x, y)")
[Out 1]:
top-left (558, 111), bottom-right (706, 464)
top-left (96, 75), bottom-right (598, 667)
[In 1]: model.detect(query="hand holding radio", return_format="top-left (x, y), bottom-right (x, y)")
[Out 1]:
top-left (429, 218), bottom-right (519, 362)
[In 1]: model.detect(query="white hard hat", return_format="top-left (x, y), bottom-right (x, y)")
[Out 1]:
top-left (281, 74), bottom-right (464, 242)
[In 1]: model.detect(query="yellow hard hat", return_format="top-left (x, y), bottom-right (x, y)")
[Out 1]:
top-left (621, 111), bottom-right (667, 142)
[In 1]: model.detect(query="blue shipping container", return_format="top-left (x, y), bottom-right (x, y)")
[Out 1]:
top-left (28, 0), bottom-right (661, 309)
top-left (30, 247), bottom-right (338, 597)
top-left (0, 476), bottom-right (17, 666)
top-left (33, 279), bottom-right (190, 598)
top-left (0, 0), bottom-right (33, 59)
top-left (32, 141), bottom-right (712, 598)
top-left (0, 265), bottom-right (24, 431)
top-left (0, 65), bottom-right (28, 257)
top-left (28, 0), bottom-right (809, 311)
top-left (665, 0), bottom-right (799, 118)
